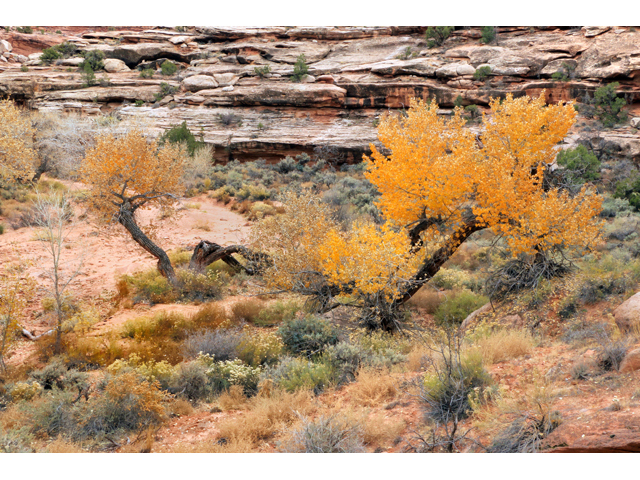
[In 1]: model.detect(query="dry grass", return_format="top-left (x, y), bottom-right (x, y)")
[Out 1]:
top-left (470, 328), bottom-right (535, 364)
top-left (349, 369), bottom-right (399, 407)
top-left (230, 298), bottom-right (266, 324)
top-left (193, 220), bottom-right (211, 231)
top-left (360, 412), bottom-right (405, 448)
top-left (190, 302), bottom-right (229, 330)
top-left (45, 437), bottom-right (85, 453)
top-left (406, 345), bottom-right (431, 372)
top-left (169, 398), bottom-right (195, 417)
top-left (218, 385), bottom-right (249, 411)
top-left (407, 287), bottom-right (444, 314)
top-left (215, 389), bottom-right (316, 449)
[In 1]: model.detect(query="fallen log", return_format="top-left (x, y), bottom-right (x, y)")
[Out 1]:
top-left (189, 240), bottom-right (271, 275)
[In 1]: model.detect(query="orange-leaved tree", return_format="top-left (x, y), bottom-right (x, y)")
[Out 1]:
top-left (252, 92), bottom-right (603, 329)
top-left (81, 129), bottom-right (184, 283)
top-left (0, 100), bottom-right (37, 184)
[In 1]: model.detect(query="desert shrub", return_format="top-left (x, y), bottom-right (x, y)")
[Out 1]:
top-left (154, 82), bottom-right (178, 102)
top-left (41, 42), bottom-right (77, 65)
top-left (407, 287), bottom-right (444, 314)
top-left (349, 369), bottom-right (398, 407)
top-left (107, 354), bottom-right (177, 390)
top-left (16, 26), bottom-right (33, 34)
top-left (434, 290), bottom-right (488, 326)
top-left (254, 300), bottom-right (301, 326)
top-left (0, 427), bottom-right (34, 453)
top-left (0, 224), bottom-right (4, 234)
top-left (189, 302), bottom-right (229, 331)
top-left (431, 268), bottom-right (481, 291)
top-left (254, 65), bottom-right (271, 77)
top-left (597, 339), bottom-right (628, 371)
top-left (79, 372), bottom-right (167, 440)
top-left (7, 381), bottom-right (43, 402)
top-left (219, 113), bottom-right (242, 126)
top-left (159, 121), bottom-right (204, 157)
top-left (420, 336), bottom-right (492, 425)
top-left (594, 82), bottom-right (627, 128)
top-left (291, 54), bottom-right (309, 82)
top-left (121, 311), bottom-right (190, 341)
top-left (181, 326), bottom-right (243, 361)
top-left (571, 361), bottom-right (592, 380)
top-left (29, 359), bottom-right (89, 393)
top-left (79, 50), bottom-right (104, 71)
top-left (217, 384), bottom-right (248, 410)
top-left (323, 341), bottom-right (405, 385)
top-left (139, 68), bottom-right (154, 78)
top-left (122, 270), bottom-right (175, 304)
top-left (614, 176), bottom-right (640, 211)
top-left (575, 273), bottom-right (629, 305)
top-left (175, 268), bottom-right (222, 302)
top-left (481, 26), bottom-right (496, 44)
top-left (556, 145), bottom-right (601, 184)
top-left (279, 414), bottom-right (365, 453)
top-left (20, 389), bottom-right (77, 438)
top-left (263, 357), bottom-right (334, 394)
top-left (599, 197), bottom-right (634, 218)
top-left (467, 327), bottom-right (535, 364)
top-left (169, 361), bottom-right (210, 401)
top-left (425, 26), bottom-right (453, 48)
top-left (236, 328), bottom-right (284, 367)
top-left (278, 316), bottom-right (340, 357)
top-left (230, 298), bottom-right (266, 324)
top-left (160, 60), bottom-right (178, 76)
top-left (198, 354), bottom-right (262, 396)
top-left (473, 65), bottom-right (492, 81)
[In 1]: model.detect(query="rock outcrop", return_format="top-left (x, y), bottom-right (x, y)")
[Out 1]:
top-left (613, 292), bottom-right (640, 332)
top-left (0, 26), bottom-right (638, 163)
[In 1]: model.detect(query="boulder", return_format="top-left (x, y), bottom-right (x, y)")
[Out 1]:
top-left (316, 75), bottom-right (335, 84)
top-left (631, 118), bottom-right (640, 129)
top-left (620, 348), bottom-right (640, 373)
top-left (103, 58), bottom-right (130, 73)
top-left (182, 74), bottom-right (218, 92)
top-left (58, 57), bottom-right (85, 67)
top-left (221, 86), bottom-right (234, 92)
top-left (169, 36), bottom-right (191, 45)
top-left (301, 75), bottom-right (316, 83)
top-left (582, 26), bottom-right (611, 37)
top-left (213, 73), bottom-right (238, 87)
top-left (613, 292), bottom-right (640, 332)
top-left (436, 63), bottom-right (476, 77)
top-left (0, 40), bottom-right (12, 54)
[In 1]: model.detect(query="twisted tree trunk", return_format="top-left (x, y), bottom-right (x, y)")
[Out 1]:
top-left (189, 240), bottom-right (270, 275)
top-left (117, 204), bottom-right (177, 285)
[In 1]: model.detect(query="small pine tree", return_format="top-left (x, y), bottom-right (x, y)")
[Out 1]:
top-left (594, 82), bottom-right (627, 128)
top-left (81, 62), bottom-right (96, 87)
top-left (481, 26), bottom-right (496, 44)
top-left (159, 121), bottom-right (204, 156)
top-left (425, 26), bottom-right (454, 48)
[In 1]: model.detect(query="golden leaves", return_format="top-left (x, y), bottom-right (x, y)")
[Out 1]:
top-left (81, 128), bottom-right (184, 221)
top-left (0, 100), bottom-right (37, 183)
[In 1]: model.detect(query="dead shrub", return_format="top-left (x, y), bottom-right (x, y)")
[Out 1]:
top-left (359, 412), bottom-right (405, 448)
top-left (45, 437), bottom-right (85, 452)
top-left (169, 398), bottom-right (194, 417)
top-left (406, 345), bottom-right (430, 372)
top-left (189, 302), bottom-right (228, 330)
top-left (278, 413), bottom-right (366, 453)
top-left (349, 369), bottom-right (398, 407)
top-left (217, 385), bottom-right (248, 411)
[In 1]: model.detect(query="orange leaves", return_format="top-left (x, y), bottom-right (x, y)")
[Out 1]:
top-left (366, 92), bottom-right (602, 258)
top-left (0, 100), bottom-right (37, 182)
top-left (81, 128), bottom-right (184, 220)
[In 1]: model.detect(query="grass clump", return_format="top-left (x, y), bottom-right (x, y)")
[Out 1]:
top-left (279, 414), bottom-right (365, 453)
top-left (467, 326), bottom-right (535, 364)
top-left (434, 290), bottom-right (488, 326)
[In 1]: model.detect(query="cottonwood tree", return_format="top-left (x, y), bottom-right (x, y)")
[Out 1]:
top-left (0, 100), bottom-right (37, 184)
top-left (81, 129), bottom-right (184, 283)
top-left (252, 93), bottom-right (603, 330)
top-left (0, 262), bottom-right (36, 373)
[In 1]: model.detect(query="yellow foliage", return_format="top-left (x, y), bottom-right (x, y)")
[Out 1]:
top-left (80, 128), bottom-right (184, 222)
top-left (0, 100), bottom-right (37, 182)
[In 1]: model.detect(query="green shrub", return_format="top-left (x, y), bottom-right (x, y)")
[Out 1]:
top-left (159, 121), bottom-right (204, 156)
top-left (154, 82), bottom-right (178, 102)
top-left (396, 46), bottom-right (417, 60)
top-left (254, 65), bottom-right (271, 77)
top-left (139, 68), bottom-right (154, 78)
top-left (473, 65), bottom-right (492, 81)
top-left (0, 223), bottom-right (4, 235)
top-left (556, 145), bottom-right (601, 183)
top-left (253, 300), bottom-right (300, 326)
top-left (198, 355), bottom-right (262, 396)
top-left (594, 82), bottom-right (627, 128)
top-left (160, 60), bottom-right (178, 76)
top-left (614, 176), bottom-right (640, 211)
top-left (236, 328), bottom-right (283, 367)
top-left (264, 356), bottom-right (334, 393)
top-left (169, 361), bottom-right (210, 401)
top-left (481, 26), bottom-right (496, 44)
top-left (16, 26), bottom-right (33, 34)
top-left (122, 269), bottom-right (175, 304)
top-left (20, 65), bottom-right (28, 72)
top-left (434, 290), bottom-right (488, 326)
top-left (425, 26), bottom-right (453, 48)
top-left (81, 62), bottom-right (96, 87)
top-left (278, 316), bottom-right (340, 357)
top-left (291, 54), bottom-right (309, 82)
top-left (79, 50), bottom-right (104, 71)
top-left (421, 350), bottom-right (492, 422)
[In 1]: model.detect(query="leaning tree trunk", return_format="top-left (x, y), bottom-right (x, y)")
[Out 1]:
top-left (117, 204), bottom-right (177, 285)
top-left (189, 240), bottom-right (270, 275)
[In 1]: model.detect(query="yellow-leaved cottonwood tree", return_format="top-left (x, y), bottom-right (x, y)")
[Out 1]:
top-left (252, 93), bottom-right (603, 329)
top-left (81, 129), bottom-right (184, 283)
top-left (0, 100), bottom-right (37, 183)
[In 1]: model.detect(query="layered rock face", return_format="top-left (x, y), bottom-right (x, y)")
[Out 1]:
top-left (0, 26), bottom-right (639, 163)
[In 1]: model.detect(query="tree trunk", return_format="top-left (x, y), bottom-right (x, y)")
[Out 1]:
top-left (189, 240), bottom-right (270, 275)
top-left (118, 204), bottom-right (177, 284)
